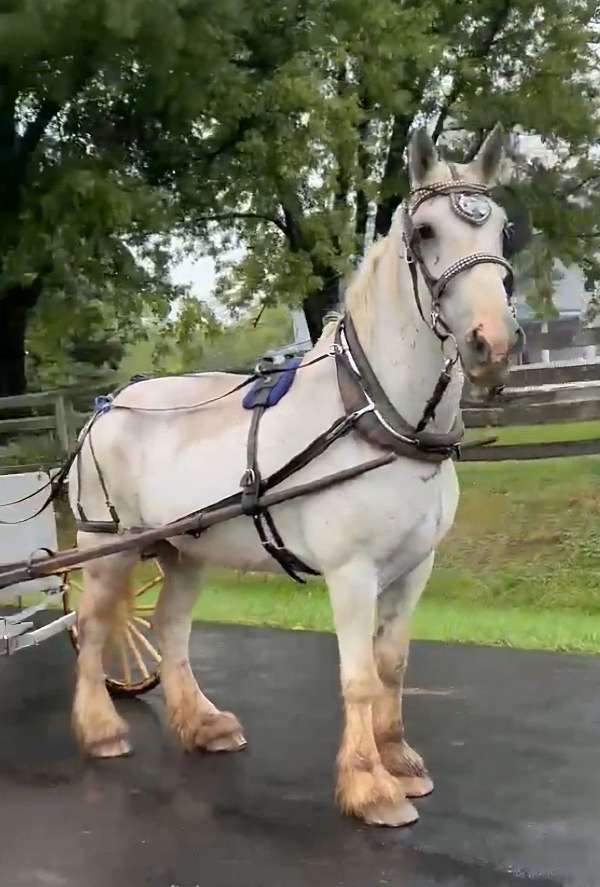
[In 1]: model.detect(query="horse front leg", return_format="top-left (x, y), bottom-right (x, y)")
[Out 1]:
top-left (327, 560), bottom-right (418, 827)
top-left (373, 554), bottom-right (434, 798)
top-left (155, 544), bottom-right (246, 753)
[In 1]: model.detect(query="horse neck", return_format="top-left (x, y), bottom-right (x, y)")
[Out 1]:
top-left (349, 238), bottom-right (463, 433)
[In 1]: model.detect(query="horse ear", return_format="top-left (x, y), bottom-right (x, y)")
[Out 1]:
top-left (408, 128), bottom-right (439, 185)
top-left (472, 123), bottom-right (506, 183)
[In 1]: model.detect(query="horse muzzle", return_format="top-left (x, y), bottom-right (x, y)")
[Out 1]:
top-left (461, 317), bottom-right (524, 385)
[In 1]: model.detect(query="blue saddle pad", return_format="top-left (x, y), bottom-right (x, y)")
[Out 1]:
top-left (243, 358), bottom-right (301, 410)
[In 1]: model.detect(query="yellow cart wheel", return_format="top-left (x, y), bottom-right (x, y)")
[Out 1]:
top-left (63, 559), bottom-right (163, 697)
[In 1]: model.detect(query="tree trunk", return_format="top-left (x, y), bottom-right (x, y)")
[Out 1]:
top-left (374, 112), bottom-right (414, 238)
top-left (302, 268), bottom-right (341, 343)
top-left (0, 283), bottom-right (41, 397)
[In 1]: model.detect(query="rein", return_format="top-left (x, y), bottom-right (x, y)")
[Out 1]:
top-left (98, 351), bottom-right (333, 416)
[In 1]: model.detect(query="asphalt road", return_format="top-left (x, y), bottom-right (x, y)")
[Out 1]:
top-left (1, 622), bottom-right (599, 887)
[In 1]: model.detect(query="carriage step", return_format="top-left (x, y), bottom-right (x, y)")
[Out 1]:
top-left (1, 619), bottom-right (34, 655)
top-left (0, 619), bottom-right (34, 637)
top-left (0, 613), bottom-right (76, 656)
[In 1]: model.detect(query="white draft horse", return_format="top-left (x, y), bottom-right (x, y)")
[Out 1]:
top-left (69, 127), bottom-right (523, 826)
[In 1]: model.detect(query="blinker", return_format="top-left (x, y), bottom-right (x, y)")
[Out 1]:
top-left (450, 192), bottom-right (492, 226)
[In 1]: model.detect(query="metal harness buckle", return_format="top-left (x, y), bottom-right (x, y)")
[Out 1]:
top-left (240, 468), bottom-right (256, 488)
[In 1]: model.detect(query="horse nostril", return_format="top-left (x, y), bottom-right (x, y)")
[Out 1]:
top-left (469, 327), bottom-right (491, 363)
top-left (507, 322), bottom-right (524, 356)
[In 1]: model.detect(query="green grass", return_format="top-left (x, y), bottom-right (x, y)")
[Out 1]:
top-left (435, 456), bottom-right (600, 614)
top-left (465, 419), bottom-right (600, 446)
top-left (193, 575), bottom-right (600, 654)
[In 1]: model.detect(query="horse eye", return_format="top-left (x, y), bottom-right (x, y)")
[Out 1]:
top-left (417, 224), bottom-right (435, 240)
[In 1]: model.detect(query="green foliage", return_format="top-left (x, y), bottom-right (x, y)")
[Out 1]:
top-left (1, 0), bottom-right (598, 395)
top-left (118, 304), bottom-right (293, 379)
top-left (0, 0), bottom-right (241, 391)
top-left (0, 433), bottom-right (62, 468)
top-left (176, 0), bottom-right (600, 320)
top-left (197, 305), bottom-right (294, 371)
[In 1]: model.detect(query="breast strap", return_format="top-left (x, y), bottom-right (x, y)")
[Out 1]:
top-left (334, 316), bottom-right (464, 463)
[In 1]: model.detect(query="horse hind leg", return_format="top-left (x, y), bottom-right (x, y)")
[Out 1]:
top-left (72, 545), bottom-right (138, 757)
top-left (155, 544), bottom-right (246, 753)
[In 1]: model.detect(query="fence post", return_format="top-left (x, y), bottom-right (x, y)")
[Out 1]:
top-left (540, 321), bottom-right (550, 364)
top-left (64, 396), bottom-right (78, 452)
top-left (54, 395), bottom-right (70, 455)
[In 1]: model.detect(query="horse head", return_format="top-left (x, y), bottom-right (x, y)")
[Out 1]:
top-left (405, 124), bottom-right (527, 386)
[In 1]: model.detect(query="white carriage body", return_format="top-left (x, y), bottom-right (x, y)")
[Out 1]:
top-left (0, 471), bottom-right (74, 655)
top-left (0, 471), bottom-right (62, 600)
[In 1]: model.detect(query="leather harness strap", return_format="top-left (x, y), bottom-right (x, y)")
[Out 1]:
top-left (74, 312), bottom-right (466, 572)
top-left (240, 368), bottom-right (320, 583)
top-left (237, 311), bottom-right (465, 579)
top-left (335, 316), bottom-right (464, 460)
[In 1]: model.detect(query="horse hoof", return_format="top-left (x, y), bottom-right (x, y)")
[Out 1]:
top-left (363, 798), bottom-right (419, 828)
top-left (87, 735), bottom-right (132, 759)
top-left (206, 731), bottom-right (247, 753)
top-left (399, 774), bottom-right (434, 798)
top-left (200, 710), bottom-right (247, 753)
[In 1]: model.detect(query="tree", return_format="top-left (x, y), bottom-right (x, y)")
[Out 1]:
top-left (2, 0), bottom-right (599, 400)
top-left (182, 0), bottom-right (600, 339)
top-left (0, 0), bottom-right (241, 395)
top-left (118, 304), bottom-right (293, 380)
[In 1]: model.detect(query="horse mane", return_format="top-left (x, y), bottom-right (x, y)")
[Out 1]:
top-left (344, 229), bottom-right (395, 341)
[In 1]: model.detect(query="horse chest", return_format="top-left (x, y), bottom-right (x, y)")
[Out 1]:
top-left (368, 463), bottom-right (458, 583)
top-left (379, 512), bottom-right (442, 585)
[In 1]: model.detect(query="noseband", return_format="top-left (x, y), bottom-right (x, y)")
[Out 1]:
top-left (402, 168), bottom-right (515, 343)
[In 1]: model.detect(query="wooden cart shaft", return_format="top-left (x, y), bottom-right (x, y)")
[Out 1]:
top-left (0, 454), bottom-right (395, 590)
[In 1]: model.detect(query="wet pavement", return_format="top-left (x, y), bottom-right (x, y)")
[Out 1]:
top-left (0, 622), bottom-right (599, 887)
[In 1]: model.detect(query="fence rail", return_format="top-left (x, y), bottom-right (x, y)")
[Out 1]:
top-left (2, 367), bottom-right (600, 470)
top-left (0, 389), bottom-right (91, 473)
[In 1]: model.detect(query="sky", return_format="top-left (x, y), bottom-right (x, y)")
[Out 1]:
top-left (170, 252), bottom-right (216, 297)
top-left (169, 250), bottom-right (238, 320)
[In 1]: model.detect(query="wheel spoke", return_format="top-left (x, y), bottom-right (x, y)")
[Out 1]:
top-left (125, 628), bottom-right (150, 679)
top-left (128, 620), bottom-right (161, 664)
top-left (135, 574), bottom-right (163, 596)
top-left (67, 577), bottom-right (84, 593)
top-left (132, 615), bottom-right (152, 629)
top-left (118, 636), bottom-right (132, 684)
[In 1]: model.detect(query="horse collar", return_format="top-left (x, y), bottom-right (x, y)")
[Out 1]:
top-left (333, 316), bottom-right (463, 463)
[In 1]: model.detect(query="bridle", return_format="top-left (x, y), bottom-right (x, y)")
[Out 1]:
top-left (402, 166), bottom-right (515, 348)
